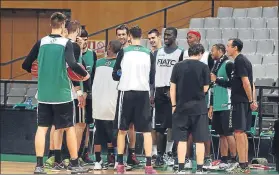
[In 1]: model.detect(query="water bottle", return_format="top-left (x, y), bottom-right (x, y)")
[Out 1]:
top-left (26, 97), bottom-right (32, 109)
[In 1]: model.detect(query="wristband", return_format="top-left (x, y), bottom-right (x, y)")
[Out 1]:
top-left (77, 90), bottom-right (83, 97)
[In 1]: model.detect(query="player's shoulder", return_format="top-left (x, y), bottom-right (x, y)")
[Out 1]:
top-left (123, 45), bottom-right (150, 54)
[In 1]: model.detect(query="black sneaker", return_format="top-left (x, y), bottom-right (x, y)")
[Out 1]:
top-left (126, 153), bottom-right (140, 166)
top-left (68, 163), bottom-right (88, 174)
top-left (51, 162), bottom-right (66, 172)
top-left (34, 166), bottom-right (46, 174)
top-left (107, 153), bottom-right (115, 167)
top-left (154, 155), bottom-right (165, 168)
top-left (82, 153), bottom-right (94, 165)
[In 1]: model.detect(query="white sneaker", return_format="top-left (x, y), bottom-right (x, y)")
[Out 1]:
top-left (219, 162), bottom-right (230, 170)
top-left (226, 162), bottom-right (239, 172)
top-left (164, 153), bottom-right (174, 166)
top-left (202, 158), bottom-right (212, 169)
top-left (184, 159), bottom-right (192, 169)
top-left (176, 170), bottom-right (186, 174)
top-left (94, 160), bottom-right (103, 170)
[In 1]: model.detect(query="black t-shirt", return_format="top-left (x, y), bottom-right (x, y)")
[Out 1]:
top-left (231, 54), bottom-right (253, 104)
top-left (170, 59), bottom-right (210, 115)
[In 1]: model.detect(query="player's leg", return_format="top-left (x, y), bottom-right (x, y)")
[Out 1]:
top-left (34, 103), bottom-right (54, 174)
top-left (172, 111), bottom-right (189, 173)
top-left (53, 101), bottom-right (87, 174)
top-left (93, 119), bottom-right (105, 170)
top-left (231, 103), bottom-right (250, 173)
top-left (51, 128), bottom-right (65, 171)
top-left (126, 123), bottom-right (140, 166)
top-left (104, 120), bottom-right (116, 167)
top-left (165, 128), bottom-right (175, 166)
top-left (133, 91), bottom-right (156, 174)
top-left (81, 98), bottom-right (94, 164)
top-left (154, 128), bottom-right (166, 167)
top-left (151, 107), bottom-right (157, 160)
top-left (203, 111), bottom-right (212, 169)
top-left (192, 114), bottom-right (210, 173)
top-left (44, 125), bottom-right (55, 169)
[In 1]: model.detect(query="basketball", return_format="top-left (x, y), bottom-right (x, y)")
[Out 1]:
top-left (31, 61), bottom-right (38, 78)
top-left (67, 63), bottom-right (86, 81)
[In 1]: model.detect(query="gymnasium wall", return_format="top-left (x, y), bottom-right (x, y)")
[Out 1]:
top-left (1, 0), bottom-right (277, 80)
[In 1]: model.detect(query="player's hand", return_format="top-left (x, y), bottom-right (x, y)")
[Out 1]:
top-left (210, 73), bottom-right (217, 82)
top-left (150, 96), bottom-right (155, 108)
top-left (208, 106), bottom-right (213, 119)
top-left (77, 95), bottom-right (85, 108)
top-left (82, 73), bottom-right (90, 81)
top-left (83, 92), bottom-right (87, 106)
top-left (172, 107), bottom-right (176, 114)
top-left (250, 101), bottom-right (258, 111)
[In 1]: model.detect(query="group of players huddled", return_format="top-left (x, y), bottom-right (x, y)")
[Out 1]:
top-left (23, 11), bottom-right (258, 174)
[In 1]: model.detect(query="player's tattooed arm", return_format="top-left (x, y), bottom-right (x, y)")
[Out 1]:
top-left (22, 40), bottom-right (41, 73)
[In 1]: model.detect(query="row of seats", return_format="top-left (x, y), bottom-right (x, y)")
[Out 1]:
top-left (247, 54), bottom-right (279, 65)
top-left (141, 39), bottom-right (278, 55)
top-left (217, 6), bottom-right (278, 18)
top-left (255, 78), bottom-right (278, 96)
top-left (190, 17), bottom-right (278, 29)
top-left (162, 28), bottom-right (278, 40)
top-left (253, 64), bottom-right (278, 80)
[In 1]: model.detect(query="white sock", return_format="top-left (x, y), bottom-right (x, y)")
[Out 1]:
top-left (152, 145), bottom-right (157, 156)
top-left (165, 141), bottom-right (174, 153)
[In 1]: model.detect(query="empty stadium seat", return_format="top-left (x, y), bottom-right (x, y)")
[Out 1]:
top-left (217, 7), bottom-right (234, 18)
top-left (26, 88), bottom-right (37, 97)
top-left (177, 39), bottom-right (188, 50)
top-left (253, 28), bottom-right (270, 40)
top-left (189, 18), bottom-right (204, 28)
top-left (270, 28), bottom-right (278, 40)
top-left (246, 54), bottom-right (263, 65)
top-left (256, 39), bottom-right (274, 55)
top-left (265, 63), bottom-right (278, 80)
top-left (234, 18), bottom-right (251, 28)
top-left (222, 28), bottom-right (238, 40)
top-left (238, 28), bottom-right (253, 40)
top-left (6, 97), bottom-right (25, 106)
top-left (247, 7), bottom-right (263, 18)
top-left (233, 8), bottom-right (247, 17)
top-left (11, 83), bottom-right (27, 88)
top-left (204, 18), bottom-right (219, 28)
top-left (274, 40), bottom-right (278, 54)
top-left (242, 40), bottom-right (257, 54)
top-left (200, 40), bottom-right (209, 51)
top-left (177, 28), bottom-right (189, 39)
top-left (189, 28), bottom-right (206, 40)
top-left (207, 39), bottom-right (223, 49)
top-left (262, 6), bottom-right (278, 18)
top-left (206, 28), bottom-right (222, 40)
top-left (250, 18), bottom-right (267, 28)
top-left (266, 18), bottom-right (278, 28)
top-left (254, 78), bottom-right (275, 95)
top-left (7, 88), bottom-right (27, 97)
top-left (253, 64), bottom-right (265, 79)
top-left (262, 54), bottom-right (278, 64)
top-left (219, 18), bottom-right (235, 28)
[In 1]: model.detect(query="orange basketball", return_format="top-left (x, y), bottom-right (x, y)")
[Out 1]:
top-left (67, 63), bottom-right (86, 81)
top-left (31, 61), bottom-right (38, 78)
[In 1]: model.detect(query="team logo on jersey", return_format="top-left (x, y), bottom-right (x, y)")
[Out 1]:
top-left (134, 47), bottom-right (141, 51)
top-left (105, 61), bottom-right (111, 66)
top-left (157, 59), bottom-right (176, 67)
top-left (50, 38), bottom-right (57, 43)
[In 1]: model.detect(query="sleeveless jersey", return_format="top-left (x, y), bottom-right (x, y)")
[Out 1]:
top-left (82, 49), bottom-right (95, 74)
top-left (92, 58), bottom-right (118, 120)
top-left (37, 36), bottom-right (73, 104)
top-left (213, 60), bottom-right (231, 111)
top-left (155, 47), bottom-right (184, 87)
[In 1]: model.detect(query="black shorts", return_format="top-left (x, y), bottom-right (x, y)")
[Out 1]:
top-left (172, 111), bottom-right (210, 143)
top-left (115, 90), bottom-right (152, 132)
top-left (232, 103), bottom-right (252, 132)
top-left (94, 119), bottom-right (113, 145)
top-left (74, 99), bottom-right (86, 123)
top-left (154, 87), bottom-right (172, 129)
top-left (85, 99), bottom-right (93, 124)
top-left (37, 101), bottom-right (75, 130)
top-left (212, 110), bottom-right (233, 136)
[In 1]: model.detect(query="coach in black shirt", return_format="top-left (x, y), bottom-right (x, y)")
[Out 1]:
top-left (226, 38), bottom-right (257, 173)
top-left (170, 44), bottom-right (210, 174)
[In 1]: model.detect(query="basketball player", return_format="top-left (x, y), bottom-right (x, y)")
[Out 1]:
top-left (226, 38), bottom-right (257, 173)
top-left (154, 27), bottom-right (183, 167)
top-left (170, 43), bottom-right (210, 174)
top-left (114, 24), bottom-right (140, 167)
top-left (147, 28), bottom-right (162, 159)
top-left (76, 27), bottom-right (97, 164)
top-left (22, 12), bottom-right (89, 174)
top-left (112, 26), bottom-right (156, 174)
top-left (209, 44), bottom-right (237, 170)
top-left (92, 40), bottom-right (122, 170)
top-left (183, 30), bottom-right (214, 169)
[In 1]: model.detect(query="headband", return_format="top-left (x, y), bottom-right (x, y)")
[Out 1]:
top-left (187, 30), bottom-right (201, 39)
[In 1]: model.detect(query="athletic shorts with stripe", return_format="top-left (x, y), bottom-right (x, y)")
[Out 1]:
top-left (37, 101), bottom-right (75, 129)
top-left (114, 90), bottom-right (152, 132)
top-left (94, 119), bottom-right (113, 145)
top-left (232, 102), bottom-right (252, 132)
